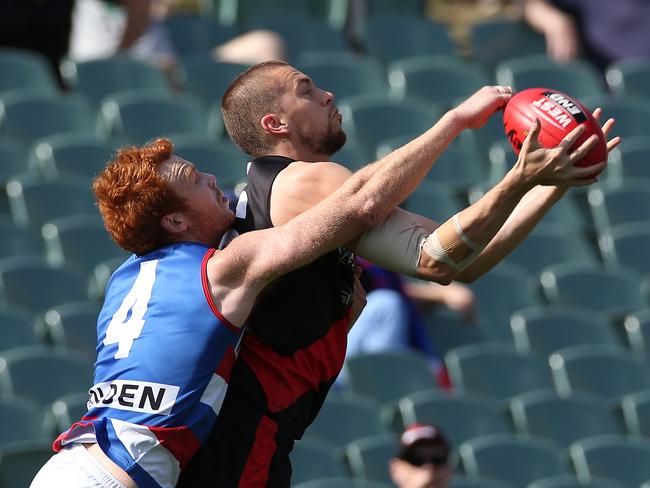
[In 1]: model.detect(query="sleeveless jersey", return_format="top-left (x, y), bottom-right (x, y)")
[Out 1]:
top-left (225, 155), bottom-right (355, 437)
top-left (53, 242), bottom-right (243, 488)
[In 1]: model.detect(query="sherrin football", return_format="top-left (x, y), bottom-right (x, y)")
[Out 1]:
top-left (503, 87), bottom-right (607, 168)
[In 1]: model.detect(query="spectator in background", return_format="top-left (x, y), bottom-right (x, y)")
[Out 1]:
top-left (390, 423), bottom-right (453, 488)
top-left (521, 0), bottom-right (650, 71)
top-left (340, 258), bottom-right (476, 387)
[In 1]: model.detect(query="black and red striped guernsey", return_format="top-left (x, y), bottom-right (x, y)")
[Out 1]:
top-left (177, 156), bottom-right (356, 488)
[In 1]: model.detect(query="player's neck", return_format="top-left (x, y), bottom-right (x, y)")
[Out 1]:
top-left (268, 141), bottom-right (331, 163)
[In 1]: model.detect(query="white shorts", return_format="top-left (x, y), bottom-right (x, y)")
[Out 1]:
top-left (30, 444), bottom-right (127, 488)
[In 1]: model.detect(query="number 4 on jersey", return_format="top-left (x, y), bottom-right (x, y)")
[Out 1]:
top-left (104, 260), bottom-right (158, 359)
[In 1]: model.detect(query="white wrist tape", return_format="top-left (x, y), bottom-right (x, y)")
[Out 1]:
top-left (421, 213), bottom-right (485, 271)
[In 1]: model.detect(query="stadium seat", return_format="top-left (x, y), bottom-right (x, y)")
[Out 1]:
top-left (550, 344), bottom-right (650, 401)
top-left (99, 92), bottom-right (215, 144)
top-left (623, 308), bottom-right (650, 358)
top-left (459, 434), bottom-right (565, 487)
top-left (34, 301), bottom-right (100, 359)
top-left (600, 222), bottom-right (650, 275)
top-left (400, 181), bottom-right (465, 225)
top-left (297, 53), bottom-right (388, 101)
top-left (0, 48), bottom-right (58, 96)
top-left (344, 351), bottom-right (437, 404)
top-left (504, 227), bottom-right (599, 274)
top-left (171, 135), bottom-right (249, 188)
top-left (365, 16), bottom-right (456, 62)
top-left (539, 262), bottom-right (644, 319)
top-left (459, 115), bottom-right (506, 167)
top-left (290, 438), bottom-right (347, 485)
top-left (339, 94), bottom-right (441, 156)
top-left (164, 14), bottom-right (240, 58)
top-left (0, 92), bottom-right (95, 145)
top-left (445, 343), bottom-right (554, 402)
top-left (581, 95), bottom-right (650, 140)
top-left (0, 306), bottom-right (39, 352)
top-left (345, 434), bottom-right (397, 484)
top-left (606, 59), bottom-right (650, 99)
top-left (495, 55), bottom-right (604, 99)
top-left (510, 306), bottom-right (619, 358)
top-left (468, 263), bottom-right (539, 335)
top-left (396, 390), bottom-right (510, 446)
top-left (0, 256), bottom-right (89, 314)
top-left (451, 477), bottom-right (514, 488)
top-left (42, 214), bottom-right (125, 276)
top-left (468, 20), bottom-right (546, 69)
top-left (0, 345), bottom-right (92, 408)
top-left (528, 475), bottom-right (626, 488)
top-left (41, 391), bottom-right (89, 437)
top-left (331, 138), bottom-right (375, 172)
top-left (179, 58), bottom-right (249, 106)
top-left (363, 0), bottom-right (425, 17)
top-left (293, 479), bottom-right (392, 488)
top-left (0, 137), bottom-right (29, 183)
top-left (0, 439), bottom-right (54, 488)
top-left (88, 256), bottom-right (125, 301)
top-left (29, 133), bottom-right (115, 182)
top-left (222, 0), bottom-right (334, 30)
top-left (303, 395), bottom-right (385, 448)
top-left (570, 435), bottom-right (650, 488)
top-left (509, 390), bottom-right (621, 448)
top-left (0, 398), bottom-right (47, 446)
top-left (60, 56), bottom-right (171, 107)
top-left (589, 182), bottom-right (650, 236)
top-left (606, 137), bottom-right (650, 184)
top-left (0, 217), bottom-right (44, 260)
top-left (6, 174), bottom-right (97, 228)
top-left (621, 389), bottom-right (650, 438)
top-left (388, 55), bottom-right (490, 107)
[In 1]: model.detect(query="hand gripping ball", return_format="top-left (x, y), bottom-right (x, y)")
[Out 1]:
top-left (503, 87), bottom-right (607, 168)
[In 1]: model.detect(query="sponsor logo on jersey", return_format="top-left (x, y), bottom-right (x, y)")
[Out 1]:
top-left (88, 380), bottom-right (180, 415)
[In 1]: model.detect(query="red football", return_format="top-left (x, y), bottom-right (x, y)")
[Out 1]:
top-left (503, 87), bottom-right (607, 168)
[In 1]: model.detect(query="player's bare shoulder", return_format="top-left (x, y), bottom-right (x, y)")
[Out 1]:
top-left (271, 161), bottom-right (353, 225)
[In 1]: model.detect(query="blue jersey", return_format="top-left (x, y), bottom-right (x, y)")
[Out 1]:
top-left (54, 243), bottom-right (242, 488)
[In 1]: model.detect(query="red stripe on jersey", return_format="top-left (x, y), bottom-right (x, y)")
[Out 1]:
top-left (53, 420), bottom-right (95, 451)
top-left (149, 425), bottom-right (201, 470)
top-left (241, 313), bottom-right (349, 413)
top-left (240, 415), bottom-right (278, 487)
top-left (216, 344), bottom-right (237, 382)
top-left (201, 248), bottom-right (240, 334)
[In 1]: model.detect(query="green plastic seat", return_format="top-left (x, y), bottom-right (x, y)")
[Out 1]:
top-left (339, 94), bottom-right (441, 161)
top-left (293, 479), bottom-right (392, 488)
top-left (451, 477), bottom-right (514, 488)
top-left (622, 308), bottom-right (650, 358)
top-left (29, 133), bottom-right (115, 182)
top-left (99, 92), bottom-right (215, 144)
top-left (590, 182), bottom-right (650, 236)
top-left (345, 434), bottom-right (397, 484)
top-left (0, 137), bottom-right (29, 182)
top-left (606, 137), bottom-right (650, 184)
top-left (344, 351), bottom-right (437, 404)
top-left (396, 390), bottom-right (510, 446)
top-left (297, 53), bottom-right (388, 101)
top-left (0, 439), bottom-right (54, 488)
top-left (510, 390), bottom-right (621, 448)
top-left (0, 48), bottom-right (58, 96)
top-left (621, 389), bottom-right (650, 438)
top-left (221, 0), bottom-right (329, 30)
top-left (0, 256), bottom-right (89, 314)
top-left (0, 217), bottom-right (44, 260)
top-left (0, 306), bottom-right (39, 352)
top-left (0, 345), bottom-right (92, 408)
top-left (364, 0), bottom-right (425, 17)
top-left (468, 20), bottom-right (546, 69)
top-left (34, 301), bottom-right (100, 359)
top-left (445, 343), bottom-right (554, 403)
top-left (0, 92), bottom-right (95, 145)
top-left (581, 95), bottom-right (650, 140)
top-left (290, 438), bottom-right (346, 485)
top-left (510, 306), bottom-right (619, 358)
top-left (41, 391), bottom-right (90, 437)
top-left (460, 434), bottom-right (565, 487)
top-left (539, 262), bottom-right (644, 319)
top-left (330, 138), bottom-right (374, 172)
top-left (304, 395), bottom-right (385, 448)
top-left (550, 345), bottom-right (650, 401)
top-left (0, 398), bottom-right (47, 446)
top-left (88, 256), bottom-right (125, 301)
top-left (600, 222), bottom-right (650, 274)
top-left (164, 14), bottom-right (239, 58)
top-left (606, 59), bottom-right (650, 99)
top-left (60, 56), bottom-right (171, 107)
top-left (365, 15), bottom-right (456, 62)
top-left (528, 475), bottom-right (626, 488)
top-left (6, 174), bottom-right (97, 228)
top-left (400, 181), bottom-right (465, 222)
top-left (570, 435), bottom-right (650, 488)
top-left (388, 56), bottom-right (490, 107)
top-left (495, 55), bottom-right (604, 99)
top-left (179, 57), bottom-right (249, 106)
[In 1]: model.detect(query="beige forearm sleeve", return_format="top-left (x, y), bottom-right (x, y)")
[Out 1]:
top-left (421, 214), bottom-right (485, 271)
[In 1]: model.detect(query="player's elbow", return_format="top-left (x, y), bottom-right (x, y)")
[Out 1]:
top-left (356, 197), bottom-right (385, 230)
top-left (417, 261), bottom-right (460, 286)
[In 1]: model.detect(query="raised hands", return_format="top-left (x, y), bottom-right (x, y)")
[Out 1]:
top-left (452, 85), bottom-right (513, 130)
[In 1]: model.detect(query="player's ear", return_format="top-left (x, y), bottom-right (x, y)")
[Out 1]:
top-left (161, 212), bottom-right (188, 234)
top-left (261, 114), bottom-right (289, 135)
